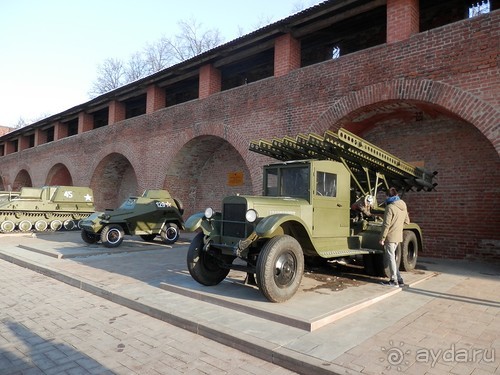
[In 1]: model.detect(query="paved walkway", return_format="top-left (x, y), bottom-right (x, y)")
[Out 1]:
top-left (0, 260), bottom-right (296, 375)
top-left (0, 231), bottom-right (499, 375)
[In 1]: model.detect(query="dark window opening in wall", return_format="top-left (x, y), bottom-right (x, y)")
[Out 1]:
top-left (220, 49), bottom-right (274, 91)
top-left (165, 78), bottom-right (199, 107)
top-left (124, 94), bottom-right (146, 119)
top-left (66, 119), bottom-right (78, 136)
top-left (0, 144), bottom-right (4, 156)
top-left (11, 140), bottom-right (18, 153)
top-left (301, 6), bottom-right (386, 67)
top-left (28, 134), bottom-right (35, 148)
top-left (93, 108), bottom-right (109, 128)
top-left (45, 126), bottom-right (54, 143)
top-left (420, 0), bottom-right (495, 31)
top-left (468, 0), bottom-right (490, 17)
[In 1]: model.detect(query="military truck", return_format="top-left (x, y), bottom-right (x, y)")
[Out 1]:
top-left (185, 128), bottom-right (437, 302)
top-left (0, 186), bottom-right (95, 232)
top-left (80, 189), bottom-right (185, 248)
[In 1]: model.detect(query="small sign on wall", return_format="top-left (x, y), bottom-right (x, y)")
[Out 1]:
top-left (228, 171), bottom-right (244, 186)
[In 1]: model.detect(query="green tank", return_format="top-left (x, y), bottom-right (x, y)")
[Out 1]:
top-left (79, 189), bottom-right (185, 248)
top-left (0, 186), bottom-right (95, 233)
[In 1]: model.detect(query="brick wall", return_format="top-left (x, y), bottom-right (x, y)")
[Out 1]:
top-left (0, 11), bottom-right (498, 261)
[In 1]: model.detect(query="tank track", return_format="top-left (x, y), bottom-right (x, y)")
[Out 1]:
top-left (0, 211), bottom-right (93, 233)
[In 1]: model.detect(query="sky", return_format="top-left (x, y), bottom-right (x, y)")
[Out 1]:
top-left (0, 0), bottom-right (323, 128)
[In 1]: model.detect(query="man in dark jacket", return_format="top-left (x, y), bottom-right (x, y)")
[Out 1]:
top-left (379, 187), bottom-right (410, 287)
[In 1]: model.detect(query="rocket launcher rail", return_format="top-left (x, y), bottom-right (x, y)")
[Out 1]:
top-left (249, 128), bottom-right (437, 194)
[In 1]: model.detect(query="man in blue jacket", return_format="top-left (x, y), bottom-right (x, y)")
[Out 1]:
top-left (379, 187), bottom-right (410, 287)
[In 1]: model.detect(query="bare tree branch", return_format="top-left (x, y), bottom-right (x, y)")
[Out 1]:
top-left (89, 58), bottom-right (126, 96)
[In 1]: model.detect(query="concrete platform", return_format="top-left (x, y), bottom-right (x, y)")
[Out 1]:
top-left (0, 231), bottom-right (498, 375)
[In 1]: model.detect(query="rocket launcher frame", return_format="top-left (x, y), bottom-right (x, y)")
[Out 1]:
top-left (249, 128), bottom-right (437, 196)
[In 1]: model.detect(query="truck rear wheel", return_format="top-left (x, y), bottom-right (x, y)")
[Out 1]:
top-left (101, 224), bottom-right (124, 248)
top-left (400, 231), bottom-right (418, 271)
top-left (187, 232), bottom-right (230, 286)
top-left (256, 235), bottom-right (304, 303)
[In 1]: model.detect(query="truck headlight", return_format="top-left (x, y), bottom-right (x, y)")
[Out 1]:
top-left (204, 207), bottom-right (214, 219)
top-left (245, 209), bottom-right (258, 223)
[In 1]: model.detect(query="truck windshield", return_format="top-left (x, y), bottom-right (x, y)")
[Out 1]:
top-left (265, 165), bottom-right (310, 199)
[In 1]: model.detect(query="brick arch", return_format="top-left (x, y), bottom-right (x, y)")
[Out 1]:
top-left (89, 152), bottom-right (138, 211)
top-left (165, 125), bottom-right (255, 216)
top-left (311, 79), bottom-right (499, 154)
top-left (167, 121), bottom-right (261, 191)
top-left (46, 163), bottom-right (73, 186)
top-left (13, 169), bottom-right (33, 190)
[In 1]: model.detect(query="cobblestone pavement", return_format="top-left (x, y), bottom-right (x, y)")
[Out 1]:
top-left (0, 260), bottom-right (297, 375)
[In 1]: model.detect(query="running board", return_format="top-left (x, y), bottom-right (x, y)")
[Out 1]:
top-left (319, 248), bottom-right (382, 258)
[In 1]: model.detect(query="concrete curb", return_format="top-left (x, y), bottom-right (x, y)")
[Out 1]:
top-left (0, 250), bottom-right (358, 375)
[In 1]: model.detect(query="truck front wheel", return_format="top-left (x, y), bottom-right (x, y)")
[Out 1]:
top-left (400, 231), bottom-right (418, 271)
top-left (187, 232), bottom-right (230, 286)
top-left (256, 235), bottom-right (304, 303)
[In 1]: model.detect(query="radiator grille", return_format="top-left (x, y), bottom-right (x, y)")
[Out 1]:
top-left (222, 203), bottom-right (248, 237)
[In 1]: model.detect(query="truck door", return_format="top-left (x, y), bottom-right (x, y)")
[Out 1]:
top-left (312, 161), bottom-right (350, 238)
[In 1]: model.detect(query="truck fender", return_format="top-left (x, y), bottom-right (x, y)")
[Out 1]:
top-left (255, 214), bottom-right (310, 238)
top-left (185, 212), bottom-right (205, 232)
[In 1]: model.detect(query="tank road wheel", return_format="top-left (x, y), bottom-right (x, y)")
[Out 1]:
top-left (140, 234), bottom-right (157, 242)
top-left (81, 229), bottom-right (98, 244)
top-left (160, 223), bottom-right (180, 244)
top-left (1, 220), bottom-right (15, 232)
top-left (63, 220), bottom-right (76, 231)
top-left (256, 235), bottom-right (304, 303)
top-left (100, 224), bottom-right (124, 248)
top-left (187, 232), bottom-right (230, 286)
top-left (34, 220), bottom-right (48, 232)
top-left (50, 220), bottom-right (62, 231)
top-left (400, 231), bottom-right (419, 271)
top-left (18, 220), bottom-right (32, 232)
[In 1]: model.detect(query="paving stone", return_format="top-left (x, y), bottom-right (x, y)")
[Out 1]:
top-left (1, 232), bottom-right (499, 375)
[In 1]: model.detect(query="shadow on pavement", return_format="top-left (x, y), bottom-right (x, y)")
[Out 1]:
top-left (1, 320), bottom-right (113, 374)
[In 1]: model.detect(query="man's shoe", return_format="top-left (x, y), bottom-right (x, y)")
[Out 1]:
top-left (398, 279), bottom-right (405, 287)
top-left (381, 280), bottom-right (399, 288)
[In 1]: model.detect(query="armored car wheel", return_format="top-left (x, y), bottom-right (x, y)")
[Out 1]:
top-left (187, 232), bottom-right (230, 286)
top-left (160, 223), bottom-right (179, 244)
top-left (400, 231), bottom-right (418, 271)
top-left (101, 224), bottom-right (124, 248)
top-left (81, 229), bottom-right (98, 244)
top-left (256, 235), bottom-right (304, 303)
